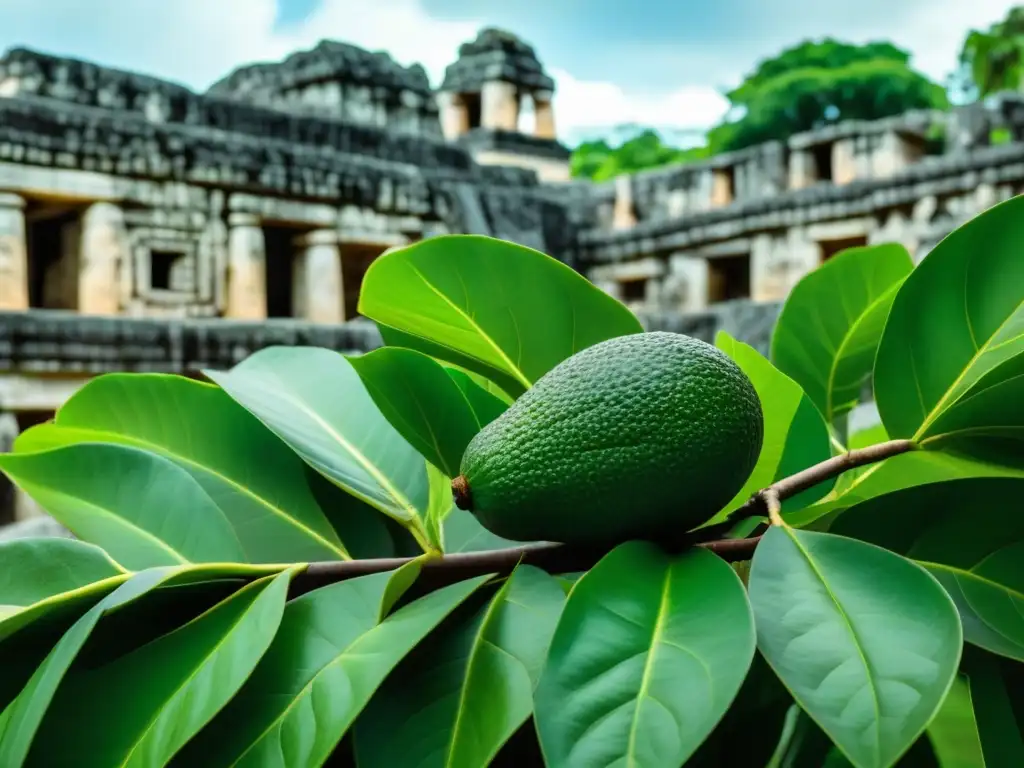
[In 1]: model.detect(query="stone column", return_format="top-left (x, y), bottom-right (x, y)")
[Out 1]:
top-left (534, 90), bottom-right (556, 139)
top-left (437, 91), bottom-right (470, 140)
top-left (293, 229), bottom-right (344, 324)
top-left (226, 213), bottom-right (267, 320)
top-left (711, 169), bottom-right (734, 207)
top-left (832, 139), bottom-right (857, 185)
top-left (612, 175), bottom-right (637, 230)
top-left (788, 150), bottom-right (817, 190)
top-left (667, 254), bottom-right (709, 312)
top-left (0, 193), bottom-right (28, 311)
top-left (481, 80), bottom-right (519, 132)
top-left (78, 202), bottom-right (128, 315)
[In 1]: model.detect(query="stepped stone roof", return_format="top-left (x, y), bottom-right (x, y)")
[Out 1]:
top-left (440, 27), bottom-right (555, 94)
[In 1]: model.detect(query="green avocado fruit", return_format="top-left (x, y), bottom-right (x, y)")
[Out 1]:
top-left (452, 331), bottom-right (764, 546)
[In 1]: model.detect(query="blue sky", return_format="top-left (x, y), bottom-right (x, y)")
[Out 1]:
top-left (0, 0), bottom-right (1018, 145)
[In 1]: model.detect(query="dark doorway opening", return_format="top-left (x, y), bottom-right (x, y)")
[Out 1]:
top-left (263, 226), bottom-right (297, 318)
top-left (811, 142), bottom-right (834, 183)
top-left (464, 92), bottom-right (482, 130)
top-left (26, 205), bottom-right (81, 309)
top-left (619, 277), bottom-right (647, 304)
top-left (341, 242), bottom-right (388, 320)
top-left (819, 235), bottom-right (868, 263)
top-left (708, 254), bottom-right (751, 303)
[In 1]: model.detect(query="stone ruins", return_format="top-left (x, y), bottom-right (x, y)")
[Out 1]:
top-left (1, 26), bottom-right (1023, 526)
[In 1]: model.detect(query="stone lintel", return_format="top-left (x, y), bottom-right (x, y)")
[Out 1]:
top-left (294, 228), bottom-right (340, 248)
top-left (0, 192), bottom-right (26, 209)
top-left (227, 211), bottom-right (262, 228)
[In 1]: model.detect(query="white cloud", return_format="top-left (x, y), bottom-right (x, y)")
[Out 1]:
top-left (0, 0), bottom-right (1020, 147)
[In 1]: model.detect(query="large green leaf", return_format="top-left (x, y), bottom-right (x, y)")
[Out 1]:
top-left (349, 346), bottom-right (506, 478)
top-left (830, 476), bottom-right (1024, 660)
top-left (29, 567), bottom-right (297, 767)
top-left (875, 195), bottom-right (1024, 460)
top-left (0, 563), bottom-right (281, 767)
top-left (962, 646), bottom-right (1024, 768)
top-left (534, 540), bottom-right (756, 768)
top-left (771, 243), bottom-right (912, 430)
top-left (748, 526), bottom-right (962, 768)
top-left (715, 330), bottom-right (833, 521)
top-left (177, 572), bottom-right (493, 766)
top-left (14, 373), bottom-right (354, 562)
top-left (786, 449), bottom-right (1024, 528)
top-left (0, 444), bottom-right (245, 569)
top-left (358, 234), bottom-right (643, 395)
top-left (442, 508), bottom-right (521, 553)
top-left (0, 539), bottom-right (124, 619)
top-left (355, 565), bottom-right (565, 767)
top-left (203, 346), bottom-right (433, 550)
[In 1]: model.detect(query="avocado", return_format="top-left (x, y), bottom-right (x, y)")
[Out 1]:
top-left (452, 331), bottom-right (764, 546)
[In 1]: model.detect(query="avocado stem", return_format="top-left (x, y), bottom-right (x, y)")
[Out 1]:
top-left (451, 475), bottom-right (473, 511)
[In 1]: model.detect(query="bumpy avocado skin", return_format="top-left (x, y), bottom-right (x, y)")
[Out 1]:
top-left (458, 331), bottom-right (764, 546)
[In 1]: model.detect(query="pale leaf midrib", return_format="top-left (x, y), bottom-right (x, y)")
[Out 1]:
top-left (408, 265), bottom-right (532, 389)
top-left (49, 426), bottom-right (349, 559)
top-left (625, 570), bottom-right (672, 768)
top-left (914, 297), bottom-right (1024, 440)
top-left (782, 528), bottom-right (882, 766)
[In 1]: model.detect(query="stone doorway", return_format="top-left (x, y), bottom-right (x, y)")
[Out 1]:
top-left (262, 225), bottom-right (300, 318)
top-left (708, 253), bottom-right (751, 303)
top-left (341, 241), bottom-right (393, 321)
top-left (26, 203), bottom-right (85, 310)
top-left (819, 235), bottom-right (867, 263)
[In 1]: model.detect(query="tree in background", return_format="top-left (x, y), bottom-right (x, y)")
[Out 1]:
top-left (960, 6), bottom-right (1024, 97)
top-left (570, 129), bottom-right (709, 181)
top-left (707, 39), bottom-right (949, 153)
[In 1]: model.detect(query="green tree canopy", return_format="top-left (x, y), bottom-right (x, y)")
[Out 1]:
top-left (570, 129), bottom-right (709, 181)
top-left (960, 6), bottom-right (1024, 97)
top-left (708, 39), bottom-right (948, 153)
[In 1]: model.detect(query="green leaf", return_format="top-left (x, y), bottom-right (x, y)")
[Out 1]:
top-left (786, 450), bottom-right (1023, 528)
top-left (534, 540), bottom-right (756, 768)
top-left (0, 444), bottom-right (246, 569)
top-left (445, 364), bottom-right (513, 415)
top-left (875, 195), bottom-right (1024, 459)
top-left (203, 346), bottom-right (434, 550)
top-left (355, 565), bottom-right (566, 768)
top-left (849, 424), bottom-right (889, 450)
top-left (714, 330), bottom-right (833, 520)
top-left (829, 476), bottom-right (1024, 660)
top-left (358, 234), bottom-right (643, 395)
top-left (178, 572), bottom-right (493, 766)
top-left (0, 539), bottom-right (124, 618)
top-left (442, 508), bottom-right (522, 553)
top-left (0, 563), bottom-right (280, 767)
top-left (771, 243), bottom-right (912, 427)
top-left (350, 347), bottom-right (507, 478)
top-left (962, 646), bottom-right (1024, 768)
top-left (925, 671), bottom-right (986, 768)
top-left (748, 526), bottom-right (962, 768)
top-left (14, 373), bottom-right (353, 562)
top-left (30, 567), bottom-right (298, 767)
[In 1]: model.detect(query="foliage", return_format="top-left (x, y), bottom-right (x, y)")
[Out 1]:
top-left (708, 39), bottom-right (949, 153)
top-left (570, 129), bottom-right (710, 181)
top-left (960, 6), bottom-right (1024, 97)
top-left (1, 193), bottom-right (1024, 767)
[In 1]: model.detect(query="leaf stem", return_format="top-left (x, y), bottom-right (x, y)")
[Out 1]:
top-left (292, 438), bottom-right (915, 594)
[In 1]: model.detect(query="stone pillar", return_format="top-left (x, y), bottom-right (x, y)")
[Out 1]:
top-left (534, 90), bottom-right (556, 139)
top-left (0, 193), bottom-right (28, 311)
top-left (788, 151), bottom-right (817, 190)
top-left (437, 91), bottom-right (470, 140)
top-left (612, 175), bottom-right (637, 230)
top-left (481, 80), bottom-right (519, 132)
top-left (711, 169), bottom-right (734, 208)
top-left (293, 230), bottom-right (344, 324)
top-left (667, 253), bottom-right (709, 312)
top-left (832, 139), bottom-right (857, 185)
top-left (78, 202), bottom-right (128, 315)
top-left (226, 212), bottom-right (267, 320)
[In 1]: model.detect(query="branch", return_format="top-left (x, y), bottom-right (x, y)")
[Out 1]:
top-left (292, 438), bottom-right (915, 595)
top-left (729, 438), bottom-right (915, 521)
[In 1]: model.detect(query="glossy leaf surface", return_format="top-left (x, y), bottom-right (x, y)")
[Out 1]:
top-left (442, 508), bottom-right (522, 553)
top-left (962, 646), bottom-right (1024, 768)
top-left (535, 540), bottom-right (756, 768)
top-left (716, 331), bottom-right (833, 519)
top-left (31, 568), bottom-right (296, 767)
top-left (875, 195), bottom-right (1024, 458)
top-left (181, 573), bottom-right (492, 767)
top-left (749, 527), bottom-right (962, 768)
top-left (0, 539), bottom-right (124, 618)
top-left (0, 444), bottom-right (245, 569)
top-left (204, 346), bottom-right (432, 546)
top-left (830, 476), bottom-right (1024, 660)
top-left (356, 565), bottom-right (565, 768)
top-left (350, 347), bottom-right (507, 477)
top-left (771, 243), bottom-right (912, 426)
top-left (15, 374), bottom-right (352, 561)
top-left (358, 234), bottom-right (643, 394)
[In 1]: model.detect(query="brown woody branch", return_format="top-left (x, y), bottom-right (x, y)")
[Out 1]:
top-left (294, 438), bottom-right (915, 594)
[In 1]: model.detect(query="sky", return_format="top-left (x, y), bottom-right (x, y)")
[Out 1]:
top-left (0, 0), bottom-right (1019, 146)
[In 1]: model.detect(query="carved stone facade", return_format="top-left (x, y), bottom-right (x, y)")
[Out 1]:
top-left (2, 29), bottom-right (1024, 527)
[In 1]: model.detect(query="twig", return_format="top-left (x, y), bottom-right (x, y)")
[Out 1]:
top-left (729, 438), bottom-right (915, 522)
top-left (292, 438), bottom-right (915, 594)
